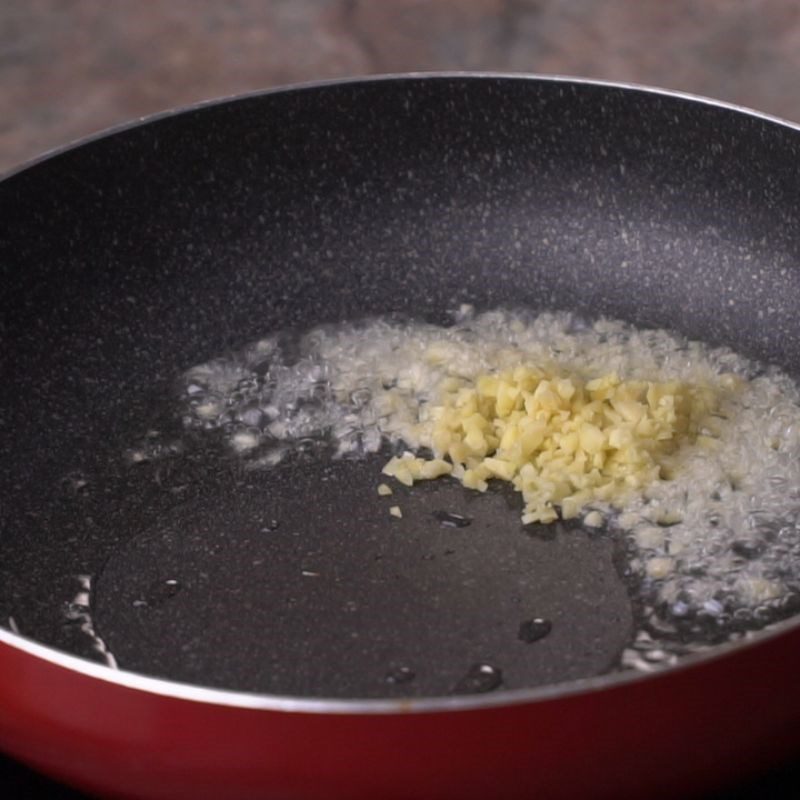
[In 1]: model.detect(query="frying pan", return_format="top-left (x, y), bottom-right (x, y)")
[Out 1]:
top-left (1, 73), bottom-right (800, 799)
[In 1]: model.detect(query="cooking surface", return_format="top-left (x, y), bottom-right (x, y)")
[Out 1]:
top-left (93, 452), bottom-right (632, 696)
top-left (5, 75), bottom-right (800, 687)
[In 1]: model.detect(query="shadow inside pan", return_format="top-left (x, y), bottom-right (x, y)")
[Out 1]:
top-left (92, 450), bottom-right (633, 698)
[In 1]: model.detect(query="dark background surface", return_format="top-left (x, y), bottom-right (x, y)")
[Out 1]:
top-left (3, 1), bottom-right (800, 796)
top-left (2, 751), bottom-right (800, 799)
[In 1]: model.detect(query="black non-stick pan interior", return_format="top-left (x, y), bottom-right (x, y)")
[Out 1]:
top-left (2, 75), bottom-right (800, 698)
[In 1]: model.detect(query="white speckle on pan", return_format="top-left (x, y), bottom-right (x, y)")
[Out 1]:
top-left (231, 431), bottom-right (261, 452)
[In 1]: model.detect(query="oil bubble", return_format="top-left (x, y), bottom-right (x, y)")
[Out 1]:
top-left (453, 663), bottom-right (503, 694)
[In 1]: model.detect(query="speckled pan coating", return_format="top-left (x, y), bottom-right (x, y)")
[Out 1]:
top-left (1, 75), bottom-right (800, 698)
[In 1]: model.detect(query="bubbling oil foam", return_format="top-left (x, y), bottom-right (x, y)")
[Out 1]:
top-left (179, 308), bottom-right (800, 662)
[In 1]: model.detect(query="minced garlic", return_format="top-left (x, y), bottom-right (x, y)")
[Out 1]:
top-left (383, 365), bottom-right (719, 524)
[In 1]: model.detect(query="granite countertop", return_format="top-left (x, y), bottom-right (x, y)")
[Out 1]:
top-left (3, 0), bottom-right (800, 173)
top-left (2, 1), bottom-right (800, 797)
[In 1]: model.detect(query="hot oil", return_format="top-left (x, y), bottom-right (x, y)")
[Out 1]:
top-left (103, 307), bottom-right (800, 686)
top-left (61, 574), bottom-right (118, 668)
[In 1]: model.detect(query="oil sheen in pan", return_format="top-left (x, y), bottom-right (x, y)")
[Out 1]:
top-left (88, 306), bottom-right (800, 697)
top-left (92, 453), bottom-right (633, 698)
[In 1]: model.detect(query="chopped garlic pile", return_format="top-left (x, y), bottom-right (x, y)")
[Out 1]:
top-left (383, 366), bottom-right (724, 523)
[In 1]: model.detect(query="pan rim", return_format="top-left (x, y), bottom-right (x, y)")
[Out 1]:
top-left (3, 70), bottom-right (800, 716)
top-left (3, 70), bottom-right (800, 184)
top-left (2, 613), bottom-right (798, 715)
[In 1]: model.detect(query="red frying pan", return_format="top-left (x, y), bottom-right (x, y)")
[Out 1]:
top-left (1, 74), bottom-right (799, 798)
